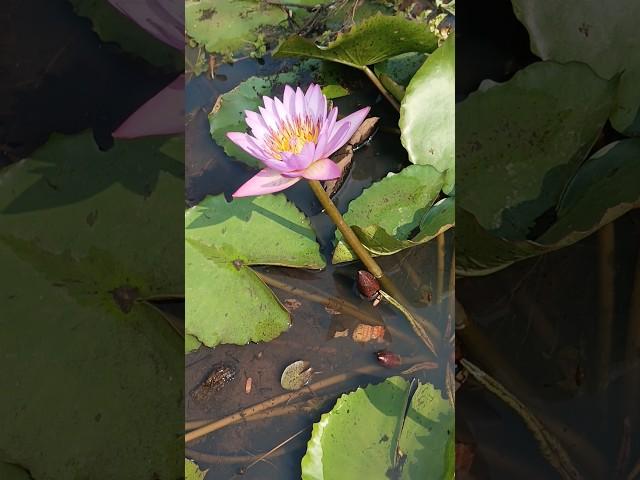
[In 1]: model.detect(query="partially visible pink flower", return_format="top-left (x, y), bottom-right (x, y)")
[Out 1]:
top-left (227, 84), bottom-right (370, 197)
top-left (109, 0), bottom-right (184, 138)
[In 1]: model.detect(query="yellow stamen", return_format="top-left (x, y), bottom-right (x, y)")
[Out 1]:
top-left (266, 116), bottom-right (320, 158)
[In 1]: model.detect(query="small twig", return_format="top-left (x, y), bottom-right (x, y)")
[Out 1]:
top-left (362, 66), bottom-right (401, 112)
top-left (401, 361), bottom-right (438, 375)
top-left (436, 233), bottom-right (446, 304)
top-left (236, 427), bottom-right (310, 476)
top-left (461, 359), bottom-right (583, 480)
top-left (380, 290), bottom-right (437, 356)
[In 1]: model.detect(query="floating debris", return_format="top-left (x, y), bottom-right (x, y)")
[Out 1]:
top-left (352, 324), bottom-right (386, 343)
top-left (281, 360), bottom-right (314, 391)
top-left (324, 306), bottom-right (342, 315)
top-left (283, 298), bottom-right (302, 312)
top-left (375, 350), bottom-right (401, 368)
top-left (356, 270), bottom-right (382, 306)
top-left (333, 329), bottom-right (349, 338)
top-left (245, 377), bottom-right (253, 394)
top-left (191, 363), bottom-right (236, 402)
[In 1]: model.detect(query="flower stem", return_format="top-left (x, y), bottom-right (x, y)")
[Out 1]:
top-left (308, 179), bottom-right (384, 280)
top-left (362, 65), bottom-right (401, 112)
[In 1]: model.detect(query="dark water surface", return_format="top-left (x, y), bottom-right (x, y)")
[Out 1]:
top-left (185, 56), bottom-right (453, 479)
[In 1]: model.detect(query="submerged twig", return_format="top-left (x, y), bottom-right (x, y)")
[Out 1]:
top-left (595, 223), bottom-right (615, 392)
top-left (255, 271), bottom-right (383, 325)
top-left (461, 359), bottom-right (583, 480)
top-left (236, 427), bottom-right (310, 476)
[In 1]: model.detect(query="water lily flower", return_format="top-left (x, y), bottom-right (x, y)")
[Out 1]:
top-left (228, 84), bottom-right (370, 197)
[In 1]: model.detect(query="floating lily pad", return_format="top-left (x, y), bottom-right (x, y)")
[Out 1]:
top-left (185, 194), bottom-right (325, 347)
top-left (457, 61), bottom-right (616, 240)
top-left (281, 360), bottom-right (314, 390)
top-left (274, 14), bottom-right (438, 69)
top-left (0, 132), bottom-right (184, 479)
top-left (300, 376), bottom-right (453, 479)
top-left (351, 196), bottom-right (455, 258)
top-left (332, 165), bottom-right (447, 263)
top-left (185, 459), bottom-right (207, 480)
top-left (185, 0), bottom-right (288, 57)
top-left (209, 74), bottom-right (295, 168)
top-left (400, 36), bottom-right (455, 193)
top-left (70, 0), bottom-right (182, 67)
top-left (374, 52), bottom-right (428, 101)
top-left (511, 0), bottom-right (640, 135)
top-left (0, 463), bottom-right (31, 480)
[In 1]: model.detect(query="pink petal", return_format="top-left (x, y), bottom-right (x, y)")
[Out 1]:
top-left (260, 157), bottom-right (291, 172)
top-left (226, 132), bottom-right (268, 161)
top-left (261, 97), bottom-right (279, 130)
top-left (306, 84), bottom-right (325, 120)
top-left (325, 106), bottom-right (371, 157)
top-left (113, 74), bottom-right (184, 138)
top-left (284, 142), bottom-right (316, 171)
top-left (301, 159), bottom-right (342, 180)
top-left (295, 87), bottom-right (305, 119)
top-left (274, 97), bottom-right (291, 125)
top-left (245, 110), bottom-right (269, 140)
top-left (232, 169), bottom-right (301, 197)
top-left (108, 0), bottom-right (183, 51)
top-left (283, 85), bottom-right (295, 116)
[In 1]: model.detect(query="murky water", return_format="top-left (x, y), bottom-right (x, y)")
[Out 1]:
top-left (185, 55), bottom-right (453, 479)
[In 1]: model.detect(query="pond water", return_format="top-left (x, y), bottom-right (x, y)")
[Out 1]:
top-left (185, 55), bottom-right (454, 479)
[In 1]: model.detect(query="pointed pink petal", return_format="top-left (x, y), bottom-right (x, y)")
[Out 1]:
top-left (301, 159), bottom-right (341, 180)
top-left (261, 97), bottom-right (280, 130)
top-left (245, 110), bottom-right (269, 141)
top-left (285, 142), bottom-right (315, 171)
top-left (260, 157), bottom-right (290, 172)
top-left (226, 132), bottom-right (268, 161)
top-left (306, 84), bottom-right (325, 120)
top-left (294, 87), bottom-right (305, 119)
top-left (232, 169), bottom-right (301, 197)
top-left (108, 0), bottom-right (183, 51)
top-left (283, 85), bottom-right (295, 115)
top-left (113, 74), bottom-right (184, 138)
top-left (325, 106), bottom-right (371, 157)
top-left (274, 97), bottom-right (291, 125)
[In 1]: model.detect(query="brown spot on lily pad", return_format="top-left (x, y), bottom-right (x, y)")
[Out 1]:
top-left (110, 286), bottom-right (140, 314)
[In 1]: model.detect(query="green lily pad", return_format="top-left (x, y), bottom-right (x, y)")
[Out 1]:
top-left (300, 376), bottom-right (453, 479)
top-left (351, 196), bottom-right (454, 257)
top-left (457, 140), bottom-right (640, 276)
top-left (332, 165), bottom-right (446, 263)
top-left (0, 463), bottom-right (31, 480)
top-left (185, 194), bottom-right (324, 347)
top-left (539, 139), bottom-right (640, 246)
top-left (457, 61), bottom-right (616, 240)
top-left (0, 133), bottom-right (183, 479)
top-left (185, 459), bottom-right (207, 480)
top-left (274, 14), bottom-right (438, 69)
top-left (511, 0), bottom-right (640, 135)
top-left (209, 74), bottom-right (296, 168)
top-left (69, 0), bottom-right (181, 68)
top-left (322, 84), bottom-right (350, 99)
top-left (185, 0), bottom-right (287, 57)
top-left (374, 52), bottom-right (428, 101)
top-left (400, 36), bottom-right (455, 193)
top-left (185, 333), bottom-right (202, 353)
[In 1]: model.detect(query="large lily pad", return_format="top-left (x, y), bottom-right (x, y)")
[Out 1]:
top-left (185, 194), bottom-right (325, 347)
top-left (511, 0), bottom-right (640, 135)
top-left (300, 376), bottom-right (453, 479)
top-left (70, 0), bottom-right (182, 67)
top-left (457, 61), bottom-right (616, 240)
top-left (0, 133), bottom-right (183, 479)
top-left (209, 74), bottom-right (295, 168)
top-left (274, 14), bottom-right (438, 69)
top-left (185, 0), bottom-right (287, 57)
top-left (185, 459), bottom-right (207, 480)
top-left (332, 165), bottom-right (448, 263)
top-left (400, 36), bottom-right (455, 193)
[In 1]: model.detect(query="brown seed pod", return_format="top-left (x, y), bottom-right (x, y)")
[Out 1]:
top-left (352, 324), bottom-right (386, 343)
top-left (375, 350), bottom-right (401, 368)
top-left (357, 270), bottom-right (381, 300)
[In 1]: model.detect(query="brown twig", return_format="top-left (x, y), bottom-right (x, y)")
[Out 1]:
top-left (362, 66), bottom-right (401, 112)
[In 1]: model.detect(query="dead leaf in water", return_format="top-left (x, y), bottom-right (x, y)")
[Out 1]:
top-left (324, 117), bottom-right (379, 197)
top-left (281, 360), bottom-right (314, 391)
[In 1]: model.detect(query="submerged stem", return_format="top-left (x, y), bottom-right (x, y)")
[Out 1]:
top-left (362, 65), bottom-right (401, 112)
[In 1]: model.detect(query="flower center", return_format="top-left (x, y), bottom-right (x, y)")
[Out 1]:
top-left (267, 116), bottom-right (320, 158)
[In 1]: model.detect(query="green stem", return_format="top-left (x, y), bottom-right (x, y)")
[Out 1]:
top-left (362, 65), bottom-right (401, 112)
top-left (308, 179), bottom-right (385, 279)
